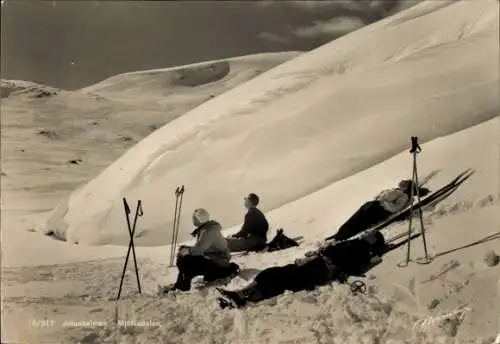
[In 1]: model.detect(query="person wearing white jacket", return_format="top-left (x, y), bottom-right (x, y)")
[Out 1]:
top-left (325, 179), bottom-right (430, 241)
top-left (167, 208), bottom-right (239, 292)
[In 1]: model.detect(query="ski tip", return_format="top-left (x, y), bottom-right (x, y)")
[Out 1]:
top-left (419, 169), bottom-right (442, 186)
top-left (462, 168), bottom-right (475, 177)
top-left (457, 169), bottom-right (476, 183)
top-left (466, 168), bottom-right (476, 176)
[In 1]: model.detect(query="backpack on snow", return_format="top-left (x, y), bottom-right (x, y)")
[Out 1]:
top-left (266, 228), bottom-right (300, 252)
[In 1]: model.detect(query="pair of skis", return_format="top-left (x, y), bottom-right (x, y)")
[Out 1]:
top-left (381, 169), bottom-right (474, 253)
top-left (339, 169), bottom-right (474, 291)
top-left (323, 169), bottom-right (440, 242)
top-left (383, 169), bottom-right (474, 248)
top-left (169, 185), bottom-right (185, 267)
top-left (324, 168), bottom-right (475, 244)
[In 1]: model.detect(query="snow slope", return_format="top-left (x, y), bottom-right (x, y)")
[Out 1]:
top-left (46, 0), bottom-right (499, 245)
top-left (1, 1), bottom-right (499, 342)
top-left (3, 117), bottom-right (498, 344)
top-left (0, 52), bottom-right (299, 259)
top-left (83, 52), bottom-right (301, 106)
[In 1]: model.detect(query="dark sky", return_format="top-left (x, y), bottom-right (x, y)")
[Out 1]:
top-left (1, 0), bottom-right (418, 90)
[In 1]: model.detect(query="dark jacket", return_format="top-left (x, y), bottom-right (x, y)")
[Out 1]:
top-left (233, 207), bottom-right (269, 240)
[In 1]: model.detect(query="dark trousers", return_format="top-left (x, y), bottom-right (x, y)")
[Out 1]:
top-left (174, 255), bottom-right (238, 291)
top-left (230, 258), bottom-right (336, 305)
top-left (226, 236), bottom-right (267, 252)
top-left (257, 259), bottom-right (332, 296)
top-left (235, 233), bottom-right (385, 304)
top-left (328, 201), bottom-right (391, 241)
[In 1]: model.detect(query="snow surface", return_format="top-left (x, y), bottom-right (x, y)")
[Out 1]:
top-left (3, 115), bottom-right (499, 344)
top-left (83, 52), bottom-right (301, 103)
top-left (1, 52), bottom-right (298, 257)
top-left (45, 0), bottom-right (499, 246)
top-left (1, 0), bottom-right (499, 343)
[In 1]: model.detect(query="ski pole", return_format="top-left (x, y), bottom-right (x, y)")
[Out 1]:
top-left (117, 198), bottom-right (143, 300)
top-left (404, 151), bottom-right (417, 265)
top-left (169, 188), bottom-right (181, 266)
top-left (172, 185), bottom-right (185, 264)
top-left (117, 198), bottom-right (132, 300)
top-left (409, 137), bottom-right (432, 264)
top-left (130, 200), bottom-right (143, 294)
top-left (413, 158), bottom-right (432, 264)
top-left (401, 136), bottom-right (432, 267)
top-left (400, 137), bottom-right (420, 267)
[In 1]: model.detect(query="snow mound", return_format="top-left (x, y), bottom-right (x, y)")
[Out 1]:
top-left (1, 52), bottom-right (297, 231)
top-left (46, 0), bottom-right (499, 245)
top-left (82, 52), bottom-right (301, 104)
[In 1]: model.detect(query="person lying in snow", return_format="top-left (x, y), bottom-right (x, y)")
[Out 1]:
top-left (217, 230), bottom-right (386, 308)
top-left (160, 208), bottom-right (239, 293)
top-left (226, 193), bottom-right (269, 252)
top-left (325, 179), bottom-right (430, 241)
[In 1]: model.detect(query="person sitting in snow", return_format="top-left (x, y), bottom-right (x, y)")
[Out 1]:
top-left (325, 179), bottom-right (430, 242)
top-left (161, 208), bottom-right (239, 293)
top-left (226, 193), bottom-right (269, 252)
top-left (217, 230), bottom-right (387, 308)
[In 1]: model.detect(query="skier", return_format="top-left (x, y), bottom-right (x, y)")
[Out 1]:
top-left (161, 208), bottom-right (239, 293)
top-left (217, 230), bottom-right (386, 308)
top-left (226, 193), bottom-right (269, 252)
top-left (325, 179), bottom-right (430, 241)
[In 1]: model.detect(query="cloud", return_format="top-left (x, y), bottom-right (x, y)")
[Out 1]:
top-left (393, 0), bottom-right (424, 12)
top-left (254, 0), bottom-right (420, 42)
top-left (282, 0), bottom-right (349, 11)
top-left (257, 32), bottom-right (291, 44)
top-left (255, 0), bottom-right (382, 12)
top-left (293, 16), bottom-right (365, 39)
top-left (254, 0), bottom-right (276, 8)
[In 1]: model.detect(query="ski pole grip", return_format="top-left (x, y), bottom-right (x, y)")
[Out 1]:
top-left (137, 200), bottom-right (143, 216)
top-left (410, 136), bottom-right (422, 154)
top-left (123, 198), bottom-right (131, 215)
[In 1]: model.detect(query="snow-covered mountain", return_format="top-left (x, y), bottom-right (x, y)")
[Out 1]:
top-left (45, 0), bottom-right (499, 246)
top-left (0, 52), bottom-right (298, 239)
top-left (82, 52), bottom-right (301, 105)
top-left (1, 1), bottom-right (499, 343)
